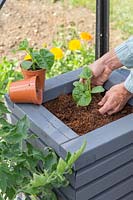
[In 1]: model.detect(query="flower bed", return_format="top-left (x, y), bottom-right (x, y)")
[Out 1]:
top-left (5, 68), bottom-right (133, 200)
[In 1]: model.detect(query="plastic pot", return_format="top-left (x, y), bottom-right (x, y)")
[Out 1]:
top-left (21, 68), bottom-right (45, 90)
top-left (9, 76), bottom-right (42, 105)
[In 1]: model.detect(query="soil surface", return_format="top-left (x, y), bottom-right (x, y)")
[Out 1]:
top-left (44, 94), bottom-right (133, 135)
top-left (0, 0), bottom-right (123, 60)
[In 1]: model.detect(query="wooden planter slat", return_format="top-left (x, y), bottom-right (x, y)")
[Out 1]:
top-left (74, 145), bottom-right (132, 188)
top-left (40, 107), bottom-right (78, 139)
top-left (44, 68), bottom-right (82, 103)
top-left (60, 162), bottom-right (132, 200)
top-left (59, 177), bottom-right (133, 200)
top-left (88, 177), bottom-right (133, 200)
top-left (61, 114), bottom-right (132, 170)
top-left (5, 96), bottom-right (69, 155)
top-left (118, 192), bottom-right (133, 200)
top-left (5, 68), bottom-right (133, 200)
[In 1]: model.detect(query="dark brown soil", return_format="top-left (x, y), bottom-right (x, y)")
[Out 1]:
top-left (44, 94), bottom-right (133, 135)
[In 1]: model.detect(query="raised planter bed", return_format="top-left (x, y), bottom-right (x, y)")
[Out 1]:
top-left (5, 68), bottom-right (133, 200)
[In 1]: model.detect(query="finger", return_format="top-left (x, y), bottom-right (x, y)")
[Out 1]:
top-left (107, 105), bottom-right (121, 115)
top-left (99, 99), bottom-right (115, 115)
top-left (98, 94), bottom-right (108, 106)
top-left (91, 77), bottom-right (104, 86)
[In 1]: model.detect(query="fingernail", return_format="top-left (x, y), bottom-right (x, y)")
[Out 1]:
top-left (98, 101), bottom-right (103, 106)
top-left (98, 108), bottom-right (104, 115)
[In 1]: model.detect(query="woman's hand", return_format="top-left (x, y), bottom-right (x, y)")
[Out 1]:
top-left (98, 83), bottom-right (133, 115)
top-left (80, 50), bottom-right (122, 85)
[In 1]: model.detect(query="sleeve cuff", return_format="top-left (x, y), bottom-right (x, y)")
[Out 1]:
top-left (124, 71), bottom-right (133, 93)
top-left (115, 37), bottom-right (133, 68)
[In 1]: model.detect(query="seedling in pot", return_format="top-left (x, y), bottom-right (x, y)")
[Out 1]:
top-left (72, 66), bottom-right (105, 106)
top-left (17, 39), bottom-right (54, 71)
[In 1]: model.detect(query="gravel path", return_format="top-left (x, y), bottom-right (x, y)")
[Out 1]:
top-left (0, 0), bottom-right (122, 60)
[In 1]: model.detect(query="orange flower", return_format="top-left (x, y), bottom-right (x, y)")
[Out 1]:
top-left (80, 32), bottom-right (93, 41)
top-left (50, 47), bottom-right (63, 60)
top-left (68, 39), bottom-right (81, 51)
top-left (24, 54), bottom-right (32, 61)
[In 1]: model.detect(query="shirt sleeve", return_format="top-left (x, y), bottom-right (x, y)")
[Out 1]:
top-left (124, 70), bottom-right (133, 93)
top-left (115, 37), bottom-right (133, 93)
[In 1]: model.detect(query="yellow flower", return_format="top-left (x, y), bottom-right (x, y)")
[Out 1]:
top-left (68, 39), bottom-right (81, 51)
top-left (50, 47), bottom-right (63, 60)
top-left (24, 54), bottom-right (32, 61)
top-left (80, 32), bottom-right (93, 41)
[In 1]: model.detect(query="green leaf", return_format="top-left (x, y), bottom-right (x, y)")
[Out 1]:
top-left (44, 152), bottom-right (57, 172)
top-left (72, 82), bottom-right (92, 106)
top-left (21, 61), bottom-right (33, 70)
top-left (0, 102), bottom-right (10, 116)
top-left (57, 158), bottom-right (67, 174)
top-left (67, 141), bottom-right (87, 167)
top-left (77, 92), bottom-right (92, 106)
top-left (5, 115), bottom-right (29, 144)
top-left (0, 171), bottom-right (8, 193)
top-left (79, 66), bottom-right (92, 79)
top-left (31, 49), bottom-right (54, 70)
top-left (91, 86), bottom-right (105, 93)
top-left (27, 173), bottom-right (48, 188)
top-left (18, 39), bottom-right (29, 50)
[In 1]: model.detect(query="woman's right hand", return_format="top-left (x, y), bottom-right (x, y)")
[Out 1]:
top-left (80, 49), bottom-right (122, 86)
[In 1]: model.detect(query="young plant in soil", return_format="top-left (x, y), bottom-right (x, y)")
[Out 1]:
top-left (17, 39), bottom-right (54, 70)
top-left (0, 101), bottom-right (86, 200)
top-left (72, 66), bottom-right (105, 106)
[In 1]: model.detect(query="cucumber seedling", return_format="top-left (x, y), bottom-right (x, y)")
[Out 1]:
top-left (72, 66), bottom-right (105, 106)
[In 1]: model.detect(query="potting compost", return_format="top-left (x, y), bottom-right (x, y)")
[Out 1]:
top-left (44, 94), bottom-right (133, 135)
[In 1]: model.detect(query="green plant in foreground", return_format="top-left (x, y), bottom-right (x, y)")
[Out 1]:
top-left (0, 57), bottom-right (22, 96)
top-left (17, 39), bottom-right (54, 71)
top-left (72, 66), bottom-right (105, 106)
top-left (0, 101), bottom-right (86, 200)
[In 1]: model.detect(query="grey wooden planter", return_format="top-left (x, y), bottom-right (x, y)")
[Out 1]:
top-left (5, 68), bottom-right (133, 200)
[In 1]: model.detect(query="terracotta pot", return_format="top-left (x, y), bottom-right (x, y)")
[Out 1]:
top-left (21, 68), bottom-right (46, 90)
top-left (9, 76), bottom-right (43, 105)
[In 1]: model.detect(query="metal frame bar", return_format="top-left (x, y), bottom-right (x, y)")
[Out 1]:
top-left (0, 0), bottom-right (6, 9)
top-left (96, 0), bottom-right (110, 59)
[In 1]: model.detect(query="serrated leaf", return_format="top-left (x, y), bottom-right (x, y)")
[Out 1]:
top-left (18, 39), bottom-right (29, 50)
top-left (5, 116), bottom-right (29, 144)
top-left (91, 86), bottom-right (105, 93)
top-left (79, 66), bottom-right (92, 79)
top-left (31, 49), bottom-right (54, 70)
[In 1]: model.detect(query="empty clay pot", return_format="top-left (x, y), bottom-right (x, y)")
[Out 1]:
top-left (21, 68), bottom-right (45, 90)
top-left (9, 76), bottom-right (42, 105)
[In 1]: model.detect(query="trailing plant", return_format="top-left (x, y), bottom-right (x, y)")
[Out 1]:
top-left (0, 101), bottom-right (86, 200)
top-left (0, 57), bottom-right (22, 98)
top-left (72, 66), bottom-right (105, 106)
top-left (16, 39), bottom-right (55, 71)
